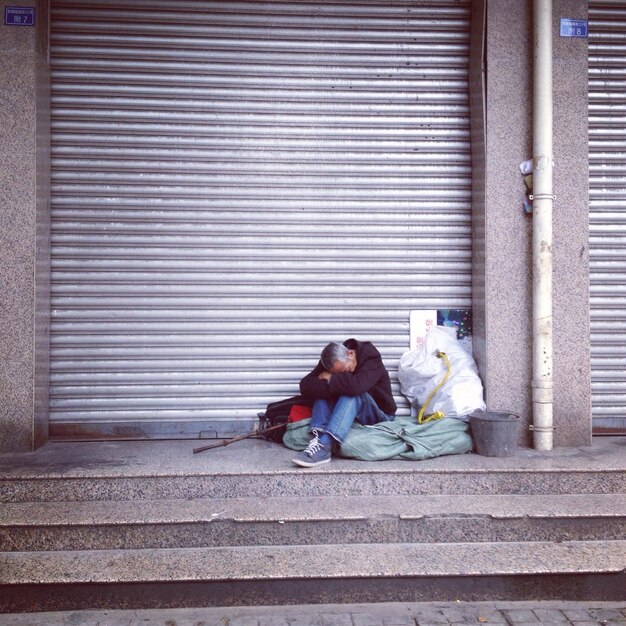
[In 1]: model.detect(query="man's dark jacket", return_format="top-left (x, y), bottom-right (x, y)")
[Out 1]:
top-left (299, 338), bottom-right (397, 415)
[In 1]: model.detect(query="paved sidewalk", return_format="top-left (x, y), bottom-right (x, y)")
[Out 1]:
top-left (0, 601), bottom-right (624, 626)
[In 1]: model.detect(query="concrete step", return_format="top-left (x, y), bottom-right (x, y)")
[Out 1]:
top-left (4, 540), bottom-right (624, 584)
top-left (1, 540), bottom-right (624, 612)
top-left (3, 466), bottom-right (625, 503)
top-left (2, 494), bottom-right (625, 551)
top-left (2, 438), bottom-right (624, 611)
top-left (2, 438), bottom-right (625, 503)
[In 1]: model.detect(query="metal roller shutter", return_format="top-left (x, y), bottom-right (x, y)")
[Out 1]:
top-left (589, 1), bottom-right (626, 434)
top-left (49, 0), bottom-right (472, 439)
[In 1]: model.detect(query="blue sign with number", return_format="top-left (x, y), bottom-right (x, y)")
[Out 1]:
top-left (560, 18), bottom-right (588, 38)
top-left (4, 6), bottom-right (35, 26)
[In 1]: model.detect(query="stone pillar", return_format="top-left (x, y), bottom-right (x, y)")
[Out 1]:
top-left (551, 0), bottom-right (591, 446)
top-left (470, 0), bottom-right (591, 447)
top-left (0, 0), bottom-right (50, 452)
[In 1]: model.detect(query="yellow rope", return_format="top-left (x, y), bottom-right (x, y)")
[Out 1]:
top-left (416, 351), bottom-right (451, 424)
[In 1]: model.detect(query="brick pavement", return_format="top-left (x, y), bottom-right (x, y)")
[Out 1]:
top-left (0, 601), bottom-right (624, 626)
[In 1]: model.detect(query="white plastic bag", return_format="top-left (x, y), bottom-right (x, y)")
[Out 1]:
top-left (398, 326), bottom-right (486, 420)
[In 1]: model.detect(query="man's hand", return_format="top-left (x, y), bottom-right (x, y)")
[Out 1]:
top-left (318, 371), bottom-right (332, 382)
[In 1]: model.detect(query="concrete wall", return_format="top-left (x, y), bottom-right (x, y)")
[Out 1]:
top-left (0, 0), bottom-right (592, 451)
top-left (471, 0), bottom-right (591, 447)
top-left (0, 0), bottom-right (50, 452)
top-left (552, 0), bottom-right (591, 446)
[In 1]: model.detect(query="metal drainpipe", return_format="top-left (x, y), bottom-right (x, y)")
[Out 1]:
top-left (531, 0), bottom-right (554, 450)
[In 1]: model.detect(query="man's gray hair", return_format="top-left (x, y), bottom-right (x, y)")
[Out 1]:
top-left (320, 342), bottom-right (349, 370)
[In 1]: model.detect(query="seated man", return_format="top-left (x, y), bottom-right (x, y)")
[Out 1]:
top-left (292, 338), bottom-right (397, 467)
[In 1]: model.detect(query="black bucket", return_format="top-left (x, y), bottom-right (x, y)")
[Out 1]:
top-left (469, 411), bottom-right (520, 457)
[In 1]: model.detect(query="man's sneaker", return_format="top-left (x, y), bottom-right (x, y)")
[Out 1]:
top-left (292, 430), bottom-right (331, 467)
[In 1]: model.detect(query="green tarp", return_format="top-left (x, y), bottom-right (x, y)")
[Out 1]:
top-left (283, 415), bottom-right (473, 461)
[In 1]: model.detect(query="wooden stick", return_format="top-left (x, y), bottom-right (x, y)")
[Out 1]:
top-left (192, 423), bottom-right (284, 454)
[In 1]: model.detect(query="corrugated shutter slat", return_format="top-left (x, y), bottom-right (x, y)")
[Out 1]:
top-left (50, 0), bottom-right (472, 438)
top-left (589, 1), bottom-right (626, 433)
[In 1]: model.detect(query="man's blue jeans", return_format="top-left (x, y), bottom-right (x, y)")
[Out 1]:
top-left (310, 393), bottom-right (395, 444)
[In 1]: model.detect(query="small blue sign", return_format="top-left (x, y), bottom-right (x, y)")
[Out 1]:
top-left (4, 6), bottom-right (35, 26)
top-left (560, 18), bottom-right (588, 38)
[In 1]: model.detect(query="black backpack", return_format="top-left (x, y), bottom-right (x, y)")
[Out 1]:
top-left (258, 395), bottom-right (310, 443)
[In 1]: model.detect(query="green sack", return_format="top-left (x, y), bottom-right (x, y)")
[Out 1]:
top-left (340, 415), bottom-right (473, 461)
top-left (282, 415), bottom-right (472, 461)
top-left (282, 418), bottom-right (312, 451)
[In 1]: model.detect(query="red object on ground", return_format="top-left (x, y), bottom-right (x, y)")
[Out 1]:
top-left (288, 404), bottom-right (312, 422)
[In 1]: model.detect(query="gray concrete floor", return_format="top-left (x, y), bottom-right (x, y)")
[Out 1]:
top-left (0, 601), bottom-right (625, 626)
top-left (0, 436), bottom-right (624, 479)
